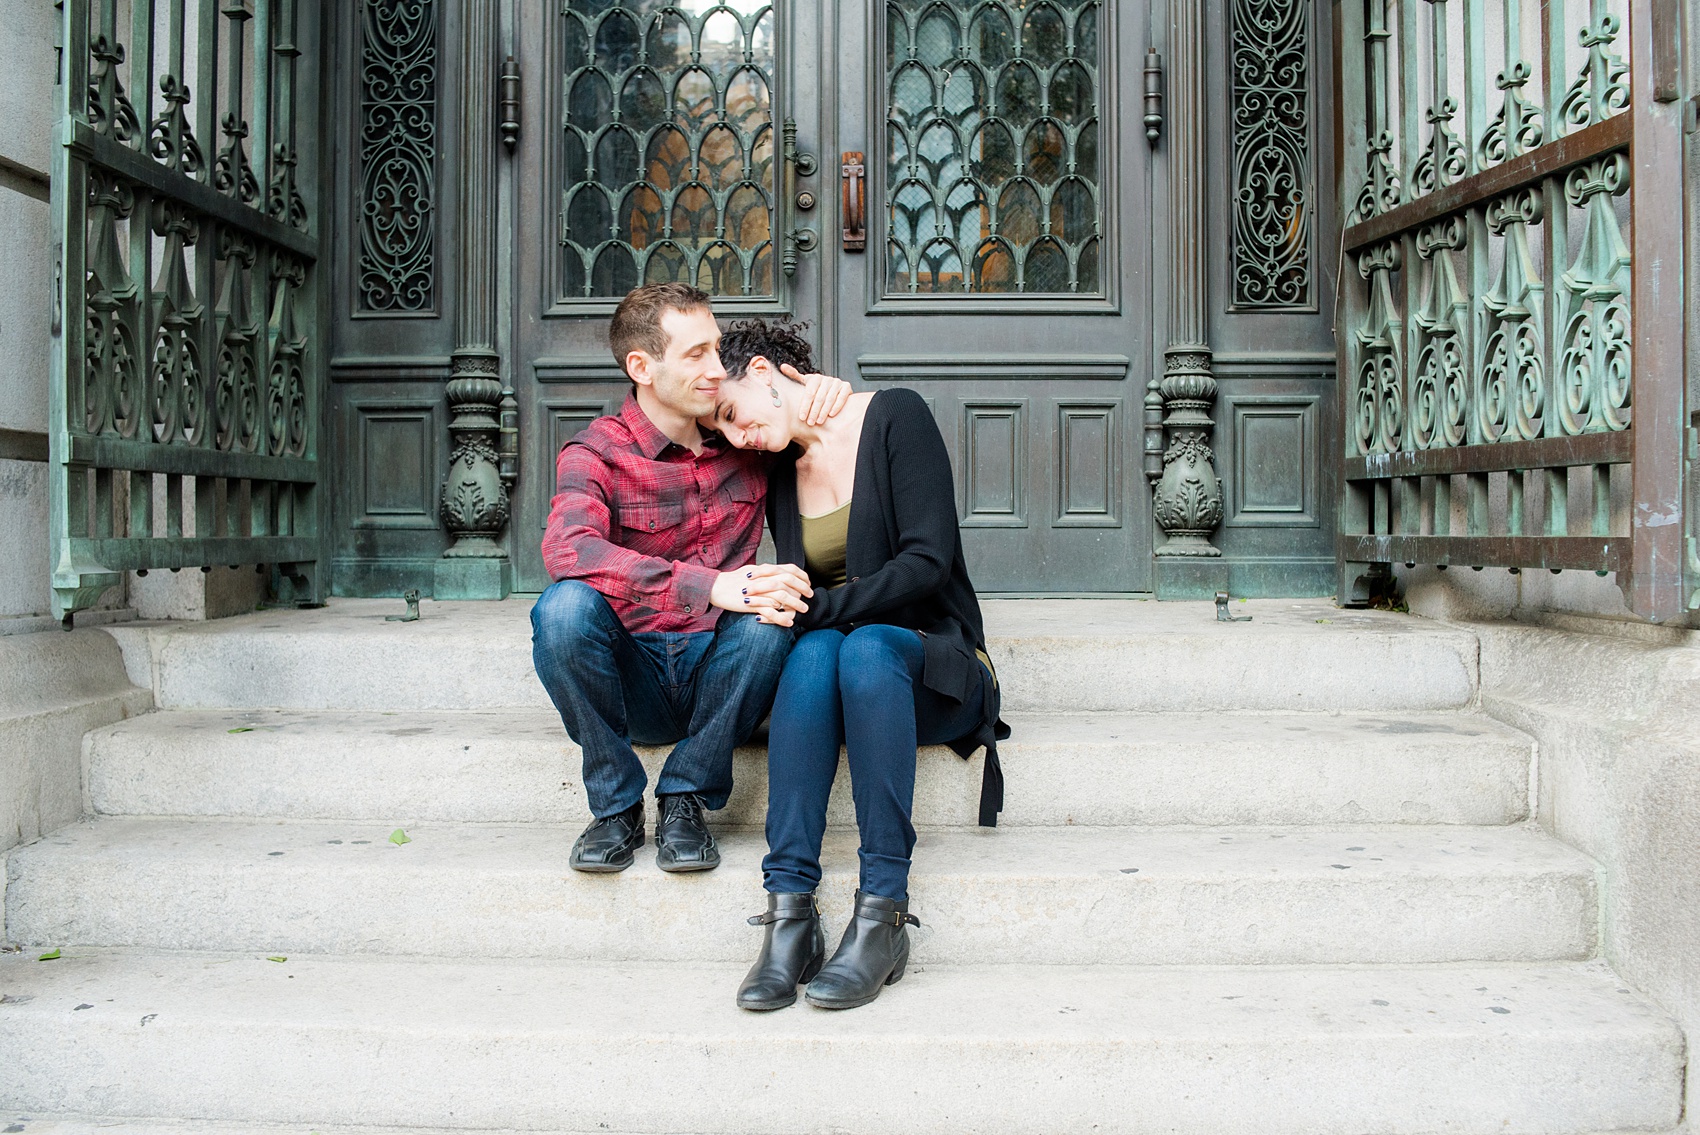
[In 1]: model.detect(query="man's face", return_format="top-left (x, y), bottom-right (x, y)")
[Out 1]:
top-left (631, 306), bottom-right (726, 420)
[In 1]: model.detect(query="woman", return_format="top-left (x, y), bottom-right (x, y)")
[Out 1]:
top-left (703, 318), bottom-right (1006, 1012)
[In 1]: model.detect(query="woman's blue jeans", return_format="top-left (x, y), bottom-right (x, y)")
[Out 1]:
top-left (763, 625), bottom-right (985, 901)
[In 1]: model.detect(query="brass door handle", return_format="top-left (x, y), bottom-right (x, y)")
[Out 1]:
top-left (841, 152), bottom-right (866, 251)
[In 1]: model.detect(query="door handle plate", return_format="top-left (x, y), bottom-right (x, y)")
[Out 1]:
top-left (841, 152), bottom-right (867, 251)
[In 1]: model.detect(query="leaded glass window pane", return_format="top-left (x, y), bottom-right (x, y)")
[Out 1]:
top-left (886, 0), bottom-right (1102, 295)
top-left (560, 1), bottom-right (776, 299)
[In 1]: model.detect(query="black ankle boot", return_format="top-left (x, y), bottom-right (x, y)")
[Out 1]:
top-left (803, 891), bottom-right (919, 1010)
top-left (736, 892), bottom-right (825, 1012)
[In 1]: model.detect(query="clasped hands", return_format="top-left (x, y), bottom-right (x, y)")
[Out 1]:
top-left (710, 563), bottom-right (812, 627)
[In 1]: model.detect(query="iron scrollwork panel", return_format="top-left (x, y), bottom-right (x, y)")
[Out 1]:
top-left (357, 0), bottom-right (438, 313)
top-left (558, 1), bottom-right (778, 300)
top-left (884, 0), bottom-right (1103, 295)
top-left (1228, 0), bottom-right (1312, 310)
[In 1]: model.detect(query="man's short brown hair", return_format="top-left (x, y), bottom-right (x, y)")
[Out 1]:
top-left (609, 282), bottom-right (713, 378)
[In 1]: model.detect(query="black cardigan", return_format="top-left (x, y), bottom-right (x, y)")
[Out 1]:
top-left (766, 387), bottom-right (1009, 825)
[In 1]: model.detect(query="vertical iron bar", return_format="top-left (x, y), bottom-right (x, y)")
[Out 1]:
top-left (252, 0), bottom-right (271, 209)
top-left (1543, 0), bottom-right (1566, 133)
top-left (1545, 467), bottom-right (1568, 535)
top-left (194, 472), bottom-right (215, 538)
top-left (95, 468), bottom-right (115, 539)
top-left (1463, 0), bottom-right (1486, 175)
top-left (269, 0), bottom-right (296, 218)
top-left (1592, 464), bottom-right (1611, 534)
top-left (1434, 474), bottom-right (1453, 535)
top-left (1466, 471), bottom-right (1489, 534)
top-left (128, 470), bottom-right (151, 538)
top-left (1403, 477), bottom-right (1423, 533)
top-left (195, 0), bottom-right (217, 183)
top-left (132, 0), bottom-right (155, 146)
top-left (1398, 0), bottom-right (1422, 194)
top-left (167, 0), bottom-right (186, 94)
top-left (1430, 0), bottom-right (1450, 181)
top-left (166, 472), bottom-right (184, 537)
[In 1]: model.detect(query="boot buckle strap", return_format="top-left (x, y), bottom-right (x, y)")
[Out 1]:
top-left (861, 908), bottom-right (920, 928)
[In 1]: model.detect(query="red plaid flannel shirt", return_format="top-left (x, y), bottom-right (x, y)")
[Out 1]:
top-left (541, 394), bottom-right (770, 634)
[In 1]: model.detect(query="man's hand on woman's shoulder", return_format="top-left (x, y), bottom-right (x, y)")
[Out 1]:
top-left (710, 562), bottom-right (813, 627)
top-left (787, 364), bottom-right (852, 426)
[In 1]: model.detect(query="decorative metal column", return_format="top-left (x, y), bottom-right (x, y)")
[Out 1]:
top-left (435, 0), bottom-right (514, 600)
top-left (1148, 0), bottom-right (1226, 593)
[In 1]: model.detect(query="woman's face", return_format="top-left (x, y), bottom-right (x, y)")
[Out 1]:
top-left (706, 358), bottom-right (794, 451)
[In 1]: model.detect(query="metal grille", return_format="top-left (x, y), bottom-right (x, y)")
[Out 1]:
top-left (884, 0), bottom-right (1102, 294)
top-left (1336, 0), bottom-right (1686, 618)
top-left (1229, 0), bottom-right (1312, 309)
top-left (50, 0), bottom-right (322, 619)
top-left (357, 0), bottom-right (437, 313)
top-left (558, 0), bottom-right (777, 299)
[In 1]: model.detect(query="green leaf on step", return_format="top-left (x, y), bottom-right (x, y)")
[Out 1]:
top-left (36, 948), bottom-right (60, 961)
top-left (228, 727), bottom-right (254, 733)
top-left (267, 956), bottom-right (287, 963)
top-left (1314, 618), bottom-right (1332, 624)
top-left (389, 829), bottom-right (411, 846)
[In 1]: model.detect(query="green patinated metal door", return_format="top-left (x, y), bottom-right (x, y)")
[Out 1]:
top-left (49, 0), bottom-right (326, 621)
top-left (829, 0), bottom-right (1153, 592)
top-left (508, 0), bottom-right (1151, 593)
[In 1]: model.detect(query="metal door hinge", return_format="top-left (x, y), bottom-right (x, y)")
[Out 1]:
top-left (498, 386), bottom-right (519, 486)
top-left (500, 56), bottom-right (521, 149)
top-left (1684, 96), bottom-right (1699, 135)
top-left (1143, 49), bottom-right (1164, 146)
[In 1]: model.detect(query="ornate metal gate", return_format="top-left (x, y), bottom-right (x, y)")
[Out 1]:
top-left (1335, 0), bottom-right (1688, 618)
top-left (49, 0), bottom-right (324, 622)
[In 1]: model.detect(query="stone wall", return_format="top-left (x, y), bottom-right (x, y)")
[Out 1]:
top-left (0, 0), bottom-right (57, 620)
top-left (0, 628), bottom-right (150, 853)
top-left (1461, 618), bottom-right (1700, 1127)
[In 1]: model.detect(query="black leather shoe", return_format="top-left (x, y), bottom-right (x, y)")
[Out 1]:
top-left (804, 891), bottom-right (919, 1010)
top-left (737, 892), bottom-right (826, 1012)
top-left (568, 800), bottom-right (645, 873)
top-left (655, 792), bottom-right (720, 873)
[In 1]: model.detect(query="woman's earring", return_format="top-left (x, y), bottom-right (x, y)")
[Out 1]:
top-left (769, 386), bottom-right (783, 408)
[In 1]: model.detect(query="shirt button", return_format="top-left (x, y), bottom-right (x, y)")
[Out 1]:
top-left (685, 604), bottom-right (693, 613)
top-left (649, 520), bottom-right (656, 530)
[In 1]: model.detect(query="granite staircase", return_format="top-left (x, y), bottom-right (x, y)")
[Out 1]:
top-left (0, 598), bottom-right (1685, 1134)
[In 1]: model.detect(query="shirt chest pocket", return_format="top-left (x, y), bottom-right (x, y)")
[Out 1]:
top-left (720, 480), bottom-right (762, 510)
top-left (616, 500), bottom-right (688, 535)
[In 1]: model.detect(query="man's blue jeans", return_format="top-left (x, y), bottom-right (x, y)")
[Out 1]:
top-left (762, 625), bottom-right (985, 901)
top-left (531, 580), bottom-right (793, 818)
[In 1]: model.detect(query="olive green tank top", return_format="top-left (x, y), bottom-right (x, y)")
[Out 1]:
top-left (799, 501), bottom-right (852, 590)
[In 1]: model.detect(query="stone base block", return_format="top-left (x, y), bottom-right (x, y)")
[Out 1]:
top-left (1154, 556), bottom-right (1230, 600)
top-left (432, 557), bottom-right (512, 601)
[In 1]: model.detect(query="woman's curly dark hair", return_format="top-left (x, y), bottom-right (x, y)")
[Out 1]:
top-left (719, 317), bottom-right (816, 383)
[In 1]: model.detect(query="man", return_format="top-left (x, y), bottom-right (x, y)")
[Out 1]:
top-left (532, 282), bottom-right (847, 874)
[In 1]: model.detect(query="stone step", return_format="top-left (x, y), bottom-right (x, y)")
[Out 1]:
top-left (83, 708), bottom-right (1534, 828)
top-left (104, 597), bottom-right (1481, 713)
top-left (0, 952), bottom-right (1680, 1134)
top-left (4, 819), bottom-right (1596, 966)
